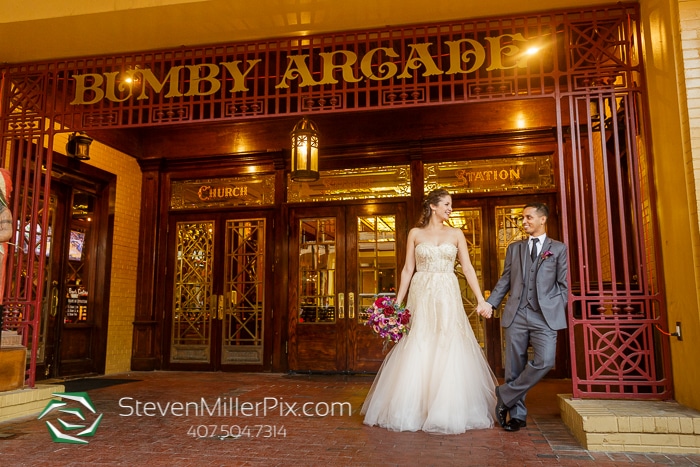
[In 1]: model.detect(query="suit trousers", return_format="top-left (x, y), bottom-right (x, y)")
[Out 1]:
top-left (501, 305), bottom-right (557, 420)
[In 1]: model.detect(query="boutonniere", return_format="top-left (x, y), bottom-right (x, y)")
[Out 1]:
top-left (541, 250), bottom-right (553, 260)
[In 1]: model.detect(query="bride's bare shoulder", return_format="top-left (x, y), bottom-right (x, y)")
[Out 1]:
top-left (448, 225), bottom-right (463, 237)
top-left (407, 227), bottom-right (424, 244)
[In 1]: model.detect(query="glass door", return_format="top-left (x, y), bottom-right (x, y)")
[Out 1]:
top-left (289, 206), bottom-right (344, 372)
top-left (165, 212), bottom-right (272, 370)
top-left (349, 203), bottom-right (406, 372)
top-left (451, 194), bottom-right (568, 378)
top-left (288, 202), bottom-right (407, 372)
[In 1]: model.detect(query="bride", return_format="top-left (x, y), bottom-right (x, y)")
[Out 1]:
top-left (361, 189), bottom-right (497, 434)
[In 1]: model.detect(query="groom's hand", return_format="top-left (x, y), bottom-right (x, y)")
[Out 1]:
top-left (476, 303), bottom-right (493, 319)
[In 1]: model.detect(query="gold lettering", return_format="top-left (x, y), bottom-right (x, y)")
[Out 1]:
top-left (70, 73), bottom-right (105, 105)
top-left (69, 33), bottom-right (538, 105)
top-left (509, 168), bottom-right (521, 180)
top-left (445, 39), bottom-right (486, 74)
top-left (499, 170), bottom-right (509, 180)
top-left (275, 55), bottom-right (321, 89)
top-left (318, 51), bottom-right (361, 85)
top-left (184, 64), bottom-right (221, 97)
top-left (104, 71), bottom-right (133, 103)
top-left (196, 185), bottom-right (249, 200)
top-left (137, 66), bottom-right (184, 100)
top-left (198, 185), bottom-right (211, 201)
top-left (455, 169), bottom-right (467, 186)
top-left (485, 33), bottom-right (529, 71)
top-left (397, 43), bottom-right (443, 79)
top-left (360, 47), bottom-right (399, 80)
top-left (221, 60), bottom-right (262, 93)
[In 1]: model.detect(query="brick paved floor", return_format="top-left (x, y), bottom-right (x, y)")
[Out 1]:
top-left (0, 372), bottom-right (699, 466)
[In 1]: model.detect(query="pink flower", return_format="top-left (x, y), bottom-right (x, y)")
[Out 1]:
top-left (364, 296), bottom-right (411, 345)
top-left (541, 250), bottom-right (553, 260)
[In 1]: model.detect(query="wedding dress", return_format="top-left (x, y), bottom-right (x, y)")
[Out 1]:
top-left (361, 242), bottom-right (497, 434)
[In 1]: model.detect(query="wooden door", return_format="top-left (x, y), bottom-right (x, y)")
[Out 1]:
top-left (38, 182), bottom-right (108, 378)
top-left (451, 193), bottom-right (569, 378)
top-left (288, 202), bottom-right (407, 373)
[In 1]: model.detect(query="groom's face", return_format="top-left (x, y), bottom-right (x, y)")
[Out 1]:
top-left (522, 207), bottom-right (547, 236)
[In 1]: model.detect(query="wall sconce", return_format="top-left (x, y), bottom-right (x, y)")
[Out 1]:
top-left (290, 117), bottom-right (319, 182)
top-left (66, 132), bottom-right (93, 160)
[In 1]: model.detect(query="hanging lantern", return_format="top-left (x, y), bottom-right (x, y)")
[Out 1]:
top-left (290, 117), bottom-right (320, 182)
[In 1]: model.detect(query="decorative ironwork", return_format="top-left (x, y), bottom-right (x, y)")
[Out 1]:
top-left (0, 3), bottom-right (673, 399)
top-left (568, 20), bottom-right (631, 69)
top-left (563, 86), bottom-right (670, 398)
top-left (2, 6), bottom-right (647, 131)
top-left (222, 219), bottom-right (265, 364)
top-left (451, 208), bottom-right (487, 348)
top-left (170, 221), bottom-right (214, 363)
top-left (0, 135), bottom-right (55, 386)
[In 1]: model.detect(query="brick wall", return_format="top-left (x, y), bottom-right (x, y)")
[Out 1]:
top-left (87, 143), bottom-right (142, 374)
top-left (680, 0), bottom-right (700, 233)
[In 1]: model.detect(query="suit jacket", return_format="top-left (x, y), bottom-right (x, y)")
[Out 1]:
top-left (486, 237), bottom-right (569, 331)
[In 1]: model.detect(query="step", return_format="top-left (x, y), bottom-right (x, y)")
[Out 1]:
top-left (559, 394), bottom-right (700, 454)
top-left (0, 384), bottom-right (65, 423)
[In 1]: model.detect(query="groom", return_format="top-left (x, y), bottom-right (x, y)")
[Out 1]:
top-left (485, 203), bottom-right (568, 432)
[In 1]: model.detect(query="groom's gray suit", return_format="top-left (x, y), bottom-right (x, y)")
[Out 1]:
top-left (486, 236), bottom-right (568, 421)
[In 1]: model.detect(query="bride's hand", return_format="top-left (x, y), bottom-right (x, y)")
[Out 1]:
top-left (476, 301), bottom-right (493, 319)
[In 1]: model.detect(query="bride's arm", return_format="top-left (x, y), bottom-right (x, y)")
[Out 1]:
top-left (455, 229), bottom-right (490, 317)
top-left (395, 228), bottom-right (418, 306)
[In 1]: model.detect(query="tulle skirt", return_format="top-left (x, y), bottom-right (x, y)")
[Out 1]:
top-left (361, 271), bottom-right (497, 434)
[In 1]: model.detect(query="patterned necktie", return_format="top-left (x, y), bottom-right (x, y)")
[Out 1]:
top-left (530, 238), bottom-right (539, 263)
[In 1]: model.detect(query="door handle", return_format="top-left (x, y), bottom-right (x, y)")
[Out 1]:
top-left (338, 293), bottom-right (344, 319)
top-left (218, 294), bottom-right (224, 320)
top-left (210, 294), bottom-right (218, 319)
top-left (348, 292), bottom-right (355, 319)
top-left (50, 280), bottom-right (59, 317)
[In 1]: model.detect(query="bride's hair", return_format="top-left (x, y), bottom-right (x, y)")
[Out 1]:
top-left (416, 189), bottom-right (450, 227)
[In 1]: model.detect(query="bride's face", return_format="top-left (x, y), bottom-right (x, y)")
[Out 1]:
top-left (431, 195), bottom-right (452, 222)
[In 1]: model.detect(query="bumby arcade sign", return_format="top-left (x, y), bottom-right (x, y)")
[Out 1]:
top-left (69, 33), bottom-right (543, 105)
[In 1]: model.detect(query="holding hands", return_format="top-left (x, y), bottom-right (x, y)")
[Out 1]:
top-left (476, 301), bottom-right (493, 319)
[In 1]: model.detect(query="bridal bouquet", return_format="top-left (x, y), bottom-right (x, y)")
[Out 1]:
top-left (365, 296), bottom-right (411, 345)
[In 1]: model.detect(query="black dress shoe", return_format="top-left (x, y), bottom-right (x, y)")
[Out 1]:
top-left (494, 386), bottom-right (509, 428)
top-left (504, 418), bottom-right (525, 432)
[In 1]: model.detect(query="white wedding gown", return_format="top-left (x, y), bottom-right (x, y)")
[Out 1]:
top-left (361, 242), bottom-right (497, 434)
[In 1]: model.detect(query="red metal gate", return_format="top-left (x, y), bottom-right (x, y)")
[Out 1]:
top-left (0, 3), bottom-right (672, 397)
